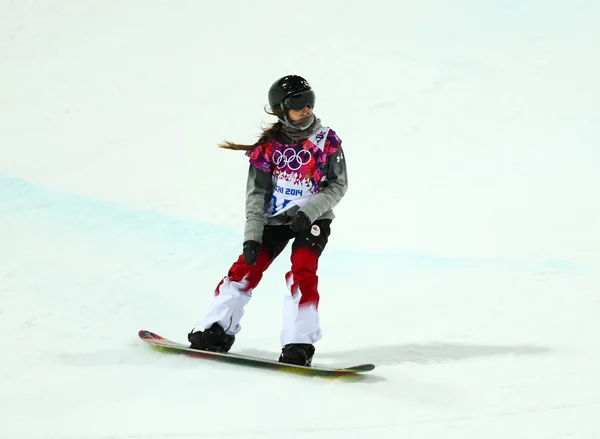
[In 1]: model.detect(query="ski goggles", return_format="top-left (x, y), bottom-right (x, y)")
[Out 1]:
top-left (283, 90), bottom-right (316, 110)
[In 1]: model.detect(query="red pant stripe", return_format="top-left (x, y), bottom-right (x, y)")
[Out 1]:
top-left (286, 246), bottom-right (320, 308)
top-left (216, 246), bottom-right (320, 309)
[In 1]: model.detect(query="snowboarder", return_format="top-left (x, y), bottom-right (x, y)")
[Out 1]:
top-left (188, 75), bottom-right (348, 367)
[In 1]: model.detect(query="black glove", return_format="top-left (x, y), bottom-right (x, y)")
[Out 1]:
top-left (243, 240), bottom-right (260, 265)
top-left (290, 211), bottom-right (312, 233)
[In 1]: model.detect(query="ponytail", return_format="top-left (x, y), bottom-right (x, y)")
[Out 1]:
top-left (218, 106), bottom-right (285, 151)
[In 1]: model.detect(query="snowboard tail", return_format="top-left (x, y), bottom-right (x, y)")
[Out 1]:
top-left (138, 330), bottom-right (374, 374)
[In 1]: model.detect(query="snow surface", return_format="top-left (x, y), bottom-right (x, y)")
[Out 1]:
top-left (1, 1), bottom-right (599, 438)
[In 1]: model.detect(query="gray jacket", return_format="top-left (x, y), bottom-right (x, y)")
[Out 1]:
top-left (243, 130), bottom-right (348, 244)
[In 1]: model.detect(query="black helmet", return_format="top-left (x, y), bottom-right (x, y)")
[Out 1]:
top-left (268, 75), bottom-right (316, 110)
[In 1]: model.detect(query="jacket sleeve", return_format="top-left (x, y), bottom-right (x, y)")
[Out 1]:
top-left (300, 146), bottom-right (348, 222)
top-left (244, 164), bottom-right (273, 243)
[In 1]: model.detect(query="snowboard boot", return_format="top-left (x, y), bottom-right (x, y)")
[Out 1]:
top-left (188, 322), bottom-right (235, 353)
top-left (278, 343), bottom-right (315, 367)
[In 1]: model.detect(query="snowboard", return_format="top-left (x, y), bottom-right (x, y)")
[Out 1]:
top-left (138, 330), bottom-right (375, 374)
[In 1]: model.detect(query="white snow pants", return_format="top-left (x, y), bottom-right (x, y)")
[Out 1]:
top-left (202, 246), bottom-right (323, 346)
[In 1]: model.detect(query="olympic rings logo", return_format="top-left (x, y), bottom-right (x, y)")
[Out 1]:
top-left (273, 148), bottom-right (312, 171)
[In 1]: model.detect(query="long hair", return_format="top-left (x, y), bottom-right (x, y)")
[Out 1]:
top-left (218, 106), bottom-right (286, 151)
